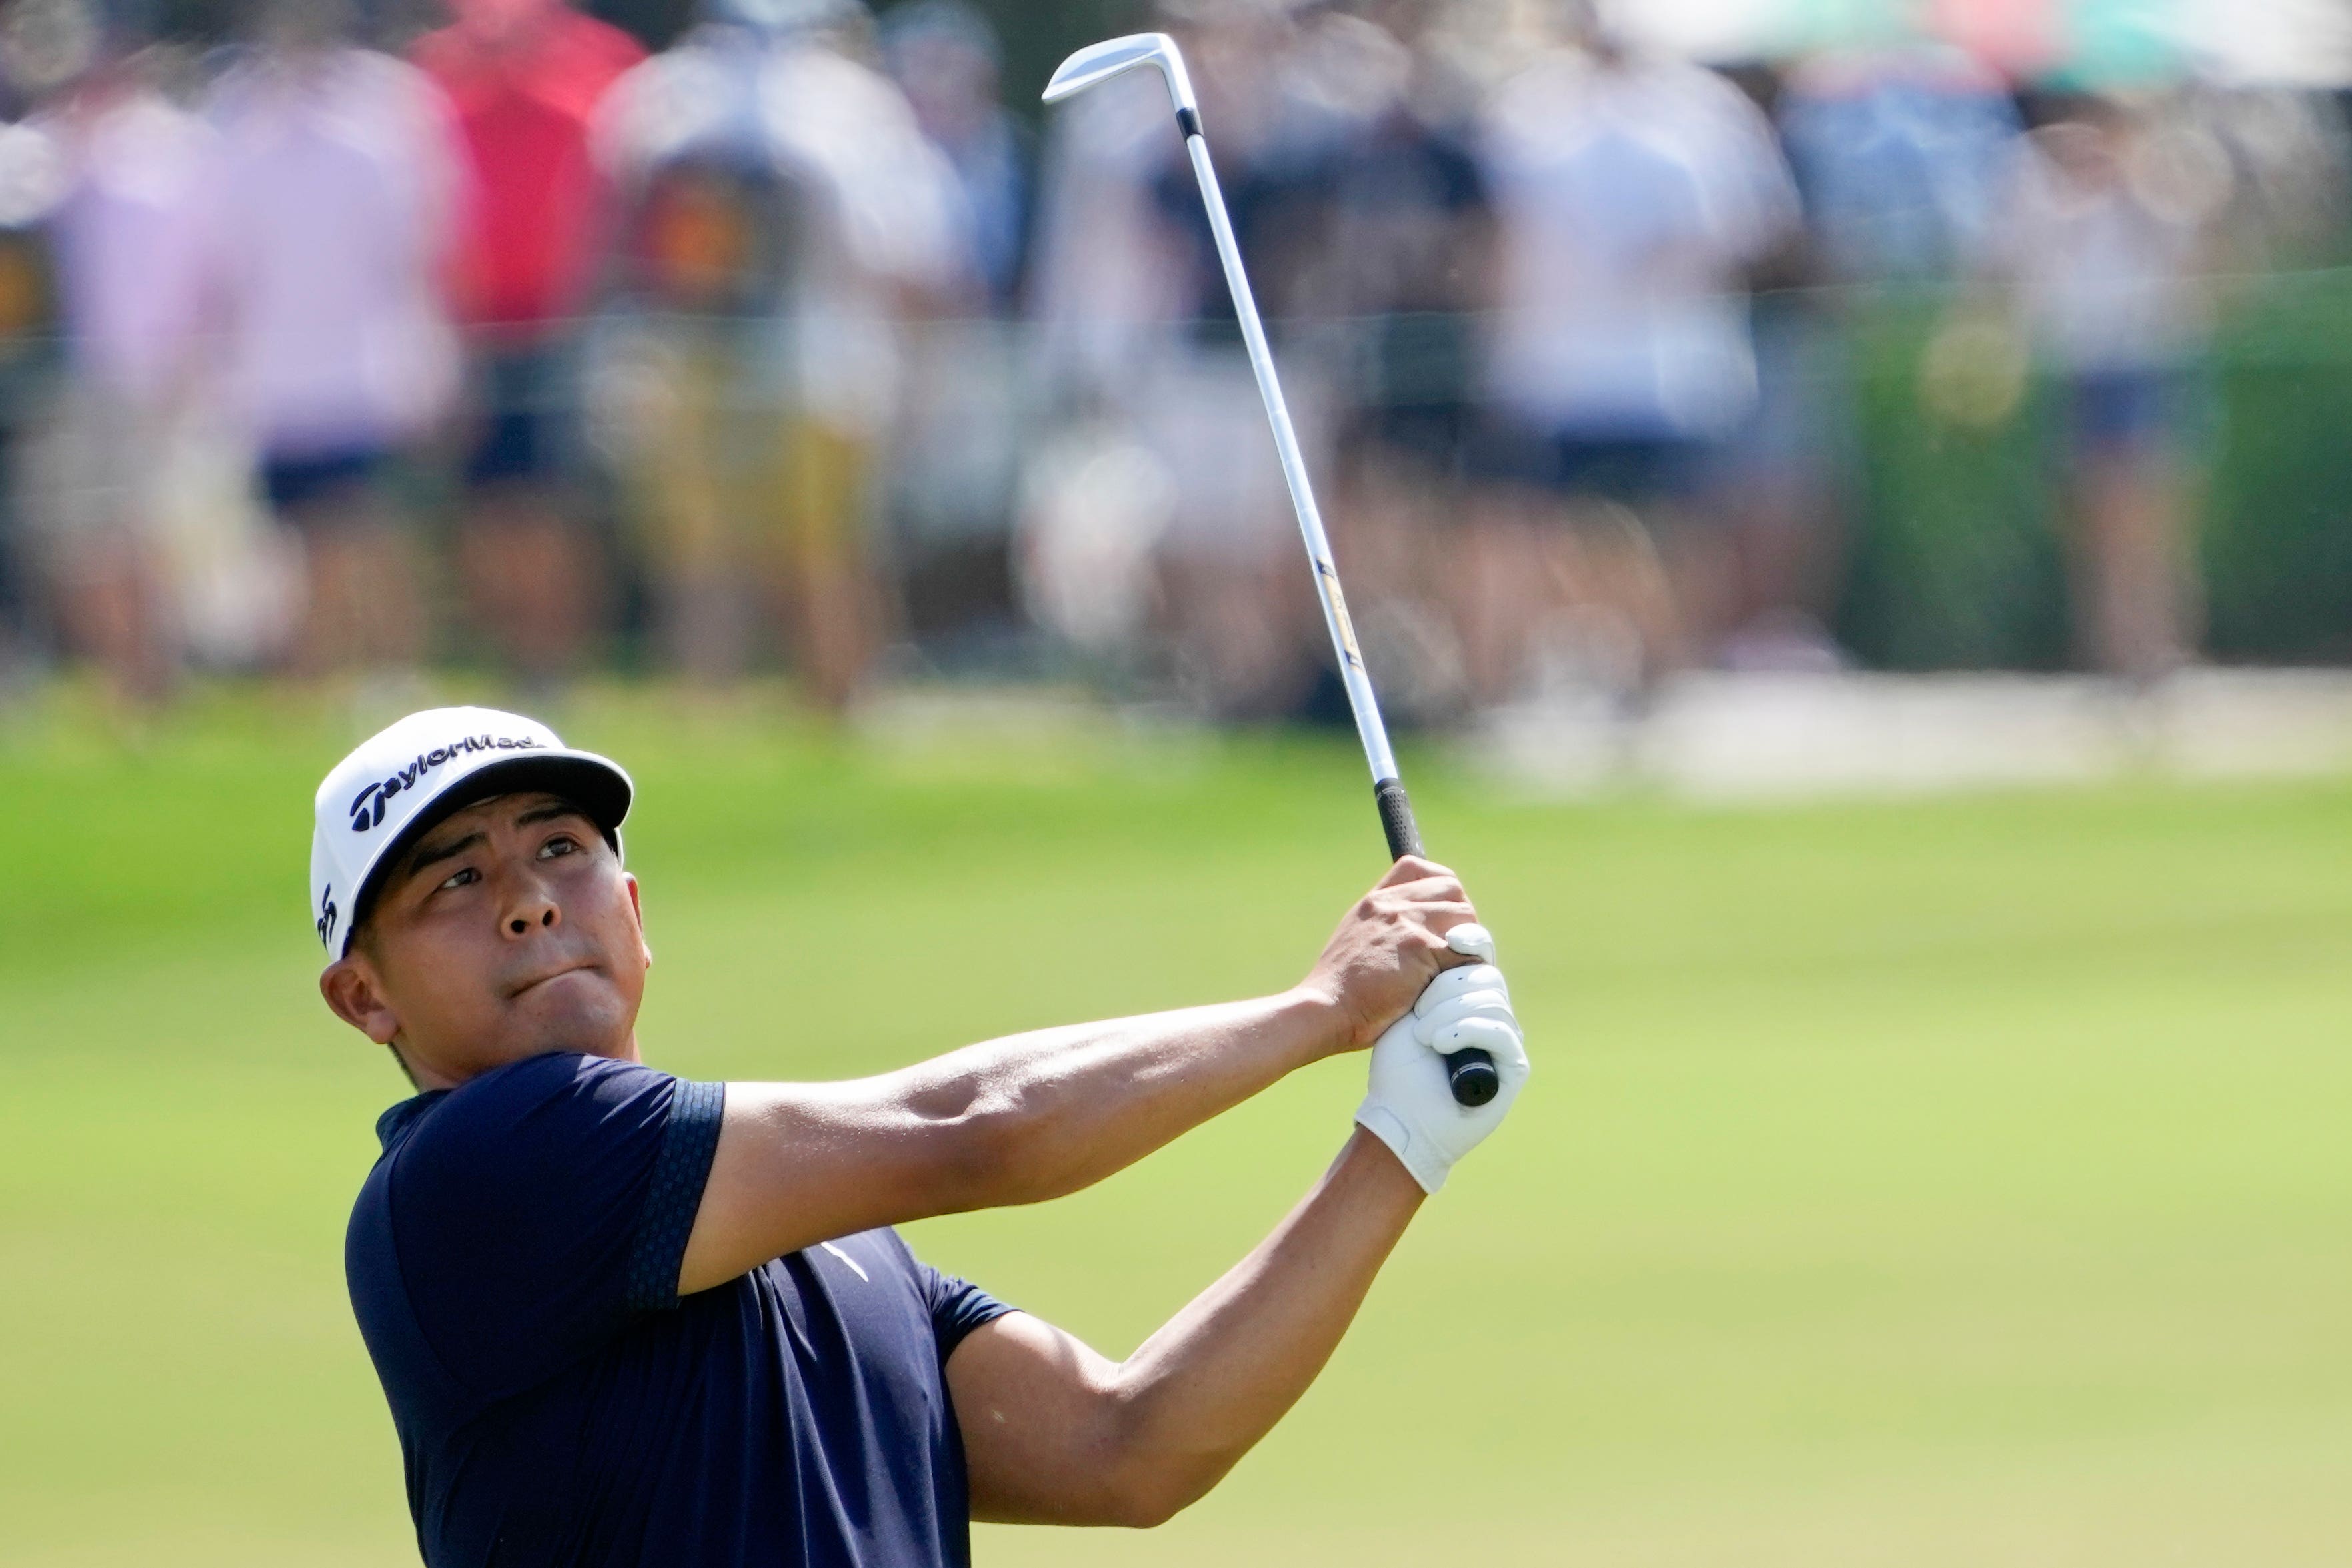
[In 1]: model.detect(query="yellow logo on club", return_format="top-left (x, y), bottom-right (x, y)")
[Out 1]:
top-left (1316, 560), bottom-right (1364, 670)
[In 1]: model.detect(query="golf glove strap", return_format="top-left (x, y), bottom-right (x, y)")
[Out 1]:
top-left (1354, 924), bottom-right (1530, 1194)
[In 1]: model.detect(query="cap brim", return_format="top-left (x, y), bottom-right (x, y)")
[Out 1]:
top-left (346, 751), bottom-right (634, 947)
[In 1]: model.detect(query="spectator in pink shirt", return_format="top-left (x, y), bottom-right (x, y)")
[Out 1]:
top-left (413, 0), bottom-right (646, 686)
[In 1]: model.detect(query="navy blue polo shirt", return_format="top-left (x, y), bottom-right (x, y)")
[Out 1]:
top-left (345, 1052), bottom-right (1014, 1568)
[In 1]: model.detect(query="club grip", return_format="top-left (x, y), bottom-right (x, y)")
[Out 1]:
top-left (1373, 776), bottom-right (1422, 860)
top-left (1372, 778), bottom-right (1497, 1108)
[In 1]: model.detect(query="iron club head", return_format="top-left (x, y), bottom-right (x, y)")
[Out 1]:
top-left (1042, 31), bottom-right (1198, 116)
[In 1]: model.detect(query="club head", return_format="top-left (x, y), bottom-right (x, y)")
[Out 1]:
top-left (1042, 31), bottom-right (1197, 115)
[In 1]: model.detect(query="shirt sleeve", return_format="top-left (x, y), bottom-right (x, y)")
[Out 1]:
top-left (385, 1053), bottom-right (726, 1396)
top-left (917, 1257), bottom-right (1016, 1364)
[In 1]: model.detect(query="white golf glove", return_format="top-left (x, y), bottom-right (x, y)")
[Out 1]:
top-left (1354, 924), bottom-right (1530, 1194)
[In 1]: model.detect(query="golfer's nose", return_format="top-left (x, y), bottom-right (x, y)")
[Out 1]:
top-left (503, 889), bottom-right (560, 938)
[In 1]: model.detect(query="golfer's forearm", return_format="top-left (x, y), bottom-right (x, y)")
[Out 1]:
top-left (1103, 1128), bottom-right (1422, 1518)
top-left (897, 988), bottom-right (1343, 1208)
top-left (684, 989), bottom-right (1346, 1293)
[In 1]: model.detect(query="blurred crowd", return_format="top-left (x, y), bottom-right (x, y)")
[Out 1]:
top-left (0, 0), bottom-right (2346, 720)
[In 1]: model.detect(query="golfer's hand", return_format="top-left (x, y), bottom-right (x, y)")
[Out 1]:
top-left (1300, 857), bottom-right (1482, 1052)
top-left (1354, 926), bottom-right (1530, 1193)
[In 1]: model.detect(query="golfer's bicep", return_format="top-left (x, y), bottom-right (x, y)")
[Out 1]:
top-left (947, 1311), bottom-right (1134, 1525)
top-left (676, 1079), bottom-right (988, 1297)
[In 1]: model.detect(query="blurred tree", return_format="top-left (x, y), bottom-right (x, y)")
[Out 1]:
top-left (1834, 294), bottom-right (2072, 672)
top-left (2201, 271), bottom-right (2352, 662)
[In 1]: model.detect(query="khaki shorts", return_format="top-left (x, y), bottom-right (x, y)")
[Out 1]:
top-left (624, 337), bottom-right (872, 579)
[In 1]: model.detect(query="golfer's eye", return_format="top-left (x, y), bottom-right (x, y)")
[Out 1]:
top-left (539, 834), bottom-right (579, 860)
top-left (437, 867), bottom-right (479, 893)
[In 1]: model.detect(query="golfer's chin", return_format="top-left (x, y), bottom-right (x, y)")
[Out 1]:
top-left (502, 968), bottom-right (636, 1058)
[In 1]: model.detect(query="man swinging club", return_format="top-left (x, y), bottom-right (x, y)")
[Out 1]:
top-left (315, 706), bottom-right (1529, 1566)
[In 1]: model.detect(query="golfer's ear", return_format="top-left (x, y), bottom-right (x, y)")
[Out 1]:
top-left (625, 874), bottom-right (652, 968)
top-left (322, 957), bottom-right (401, 1046)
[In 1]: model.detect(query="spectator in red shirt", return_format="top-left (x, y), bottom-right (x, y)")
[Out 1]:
top-left (411, 0), bottom-right (645, 686)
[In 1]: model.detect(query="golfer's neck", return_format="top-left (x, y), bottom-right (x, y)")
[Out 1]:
top-left (398, 1033), bottom-right (644, 1094)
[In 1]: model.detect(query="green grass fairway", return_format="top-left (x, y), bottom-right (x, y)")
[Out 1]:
top-left (5, 687), bottom-right (2351, 1566)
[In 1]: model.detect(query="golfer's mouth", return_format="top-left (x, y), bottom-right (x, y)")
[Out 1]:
top-left (508, 962), bottom-right (598, 1000)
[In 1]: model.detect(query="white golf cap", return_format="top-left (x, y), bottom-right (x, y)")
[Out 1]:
top-left (309, 707), bottom-right (632, 960)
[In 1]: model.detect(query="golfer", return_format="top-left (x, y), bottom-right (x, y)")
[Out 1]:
top-left (313, 707), bottom-right (1529, 1567)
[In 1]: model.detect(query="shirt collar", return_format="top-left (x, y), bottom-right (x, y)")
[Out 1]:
top-left (375, 1090), bottom-right (451, 1152)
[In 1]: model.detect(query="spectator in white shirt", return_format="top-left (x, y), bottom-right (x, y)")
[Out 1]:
top-left (1467, 7), bottom-right (1797, 699)
top-left (206, 0), bottom-right (463, 678)
top-left (1996, 94), bottom-right (2218, 681)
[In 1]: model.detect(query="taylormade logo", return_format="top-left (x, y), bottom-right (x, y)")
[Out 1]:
top-left (349, 734), bottom-right (545, 832)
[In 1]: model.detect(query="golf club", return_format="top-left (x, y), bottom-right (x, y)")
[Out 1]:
top-left (1044, 33), bottom-right (1500, 1108)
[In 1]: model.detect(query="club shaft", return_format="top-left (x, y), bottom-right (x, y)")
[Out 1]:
top-left (1045, 48), bottom-right (1498, 1108)
top-left (1174, 107), bottom-right (1496, 1110)
top-left (1181, 131), bottom-right (1401, 788)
